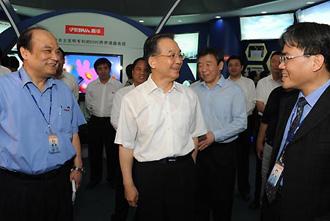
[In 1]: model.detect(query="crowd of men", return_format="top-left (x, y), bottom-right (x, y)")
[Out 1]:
top-left (0, 21), bottom-right (330, 221)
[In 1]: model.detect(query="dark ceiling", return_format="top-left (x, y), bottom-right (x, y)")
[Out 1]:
top-left (10, 0), bottom-right (277, 16)
top-left (7, 0), bottom-right (326, 26)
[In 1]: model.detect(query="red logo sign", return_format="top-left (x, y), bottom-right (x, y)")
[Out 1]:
top-left (65, 25), bottom-right (104, 36)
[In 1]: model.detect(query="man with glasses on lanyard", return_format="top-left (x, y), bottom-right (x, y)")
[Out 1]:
top-left (0, 27), bottom-right (85, 221)
top-left (262, 22), bottom-right (330, 221)
top-left (115, 33), bottom-right (206, 221)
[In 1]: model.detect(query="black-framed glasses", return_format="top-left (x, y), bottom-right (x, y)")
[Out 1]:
top-left (279, 54), bottom-right (311, 64)
top-left (154, 53), bottom-right (185, 60)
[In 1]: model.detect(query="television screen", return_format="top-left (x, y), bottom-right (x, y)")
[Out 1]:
top-left (240, 13), bottom-right (294, 40)
top-left (0, 20), bottom-right (10, 34)
top-left (296, 1), bottom-right (330, 25)
top-left (174, 33), bottom-right (199, 59)
top-left (63, 53), bottom-right (123, 93)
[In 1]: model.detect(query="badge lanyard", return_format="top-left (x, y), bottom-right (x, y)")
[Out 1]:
top-left (18, 71), bottom-right (53, 134)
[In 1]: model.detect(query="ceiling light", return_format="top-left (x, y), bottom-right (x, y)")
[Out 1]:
top-left (215, 15), bottom-right (221, 19)
top-left (306, 1), bottom-right (315, 4)
top-left (139, 20), bottom-right (144, 23)
top-left (13, 8), bottom-right (18, 11)
top-left (178, 19), bottom-right (182, 23)
top-left (261, 11), bottom-right (267, 14)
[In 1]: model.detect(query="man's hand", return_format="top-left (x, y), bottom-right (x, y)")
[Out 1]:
top-left (124, 183), bottom-right (139, 207)
top-left (256, 141), bottom-right (264, 160)
top-left (70, 170), bottom-right (82, 189)
top-left (197, 131), bottom-right (215, 151)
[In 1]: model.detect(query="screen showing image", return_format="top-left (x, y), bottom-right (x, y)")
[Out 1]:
top-left (174, 33), bottom-right (199, 59)
top-left (0, 20), bottom-right (10, 34)
top-left (64, 53), bottom-right (123, 93)
top-left (296, 1), bottom-right (330, 25)
top-left (240, 13), bottom-right (294, 40)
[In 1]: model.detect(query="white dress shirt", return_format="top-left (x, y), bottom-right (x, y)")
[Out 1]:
top-left (111, 84), bottom-right (135, 129)
top-left (85, 78), bottom-right (122, 117)
top-left (58, 71), bottom-right (79, 100)
top-left (115, 76), bottom-right (207, 162)
top-left (228, 76), bottom-right (256, 116)
top-left (256, 74), bottom-right (281, 115)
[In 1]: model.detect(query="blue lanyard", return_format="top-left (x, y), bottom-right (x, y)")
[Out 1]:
top-left (18, 71), bottom-right (53, 131)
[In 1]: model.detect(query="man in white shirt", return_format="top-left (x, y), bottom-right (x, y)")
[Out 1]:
top-left (85, 58), bottom-right (122, 188)
top-left (55, 48), bottom-right (79, 100)
top-left (251, 51), bottom-right (282, 208)
top-left (227, 55), bottom-right (256, 202)
top-left (115, 33), bottom-right (206, 221)
top-left (110, 57), bottom-right (148, 221)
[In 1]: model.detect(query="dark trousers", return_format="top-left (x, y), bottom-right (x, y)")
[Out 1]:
top-left (236, 115), bottom-right (253, 196)
top-left (0, 161), bottom-right (73, 221)
top-left (253, 115), bottom-right (262, 203)
top-left (196, 140), bottom-right (237, 221)
top-left (261, 194), bottom-right (281, 221)
top-left (133, 153), bottom-right (196, 221)
top-left (111, 145), bottom-right (129, 221)
top-left (88, 115), bottom-right (117, 183)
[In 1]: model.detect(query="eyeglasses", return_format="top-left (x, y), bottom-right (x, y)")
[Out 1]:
top-left (154, 53), bottom-right (185, 60)
top-left (279, 54), bottom-right (311, 64)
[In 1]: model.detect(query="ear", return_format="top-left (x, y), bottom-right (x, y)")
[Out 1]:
top-left (218, 61), bottom-right (224, 71)
top-left (312, 54), bottom-right (325, 72)
top-left (148, 56), bottom-right (156, 69)
top-left (20, 47), bottom-right (30, 60)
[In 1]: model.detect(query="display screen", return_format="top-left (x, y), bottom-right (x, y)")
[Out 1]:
top-left (63, 53), bottom-right (123, 93)
top-left (240, 13), bottom-right (294, 40)
top-left (296, 1), bottom-right (330, 25)
top-left (174, 33), bottom-right (199, 59)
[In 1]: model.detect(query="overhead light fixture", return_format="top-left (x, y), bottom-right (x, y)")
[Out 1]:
top-left (178, 19), bottom-right (182, 23)
top-left (13, 8), bottom-right (18, 11)
top-left (306, 1), bottom-right (314, 4)
top-left (139, 20), bottom-right (144, 23)
top-left (215, 15), bottom-right (221, 19)
top-left (261, 11), bottom-right (267, 14)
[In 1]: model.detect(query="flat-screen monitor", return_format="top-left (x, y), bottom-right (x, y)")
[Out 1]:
top-left (240, 13), bottom-right (294, 40)
top-left (296, 1), bottom-right (330, 25)
top-left (0, 20), bottom-right (10, 34)
top-left (63, 53), bottom-right (123, 93)
top-left (174, 33), bottom-right (199, 59)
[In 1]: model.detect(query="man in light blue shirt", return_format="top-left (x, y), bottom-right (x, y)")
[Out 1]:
top-left (0, 27), bottom-right (85, 221)
top-left (192, 48), bottom-right (247, 221)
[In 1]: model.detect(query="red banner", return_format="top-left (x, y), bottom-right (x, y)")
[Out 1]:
top-left (65, 25), bottom-right (104, 36)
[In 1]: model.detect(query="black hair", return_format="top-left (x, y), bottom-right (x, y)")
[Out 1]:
top-left (227, 55), bottom-right (243, 66)
top-left (270, 51), bottom-right (282, 59)
top-left (197, 48), bottom-right (224, 64)
top-left (93, 58), bottom-right (112, 71)
top-left (132, 57), bottom-right (146, 70)
top-left (17, 26), bottom-right (49, 61)
top-left (125, 64), bottom-right (133, 79)
top-left (143, 33), bottom-right (174, 70)
top-left (280, 22), bottom-right (330, 71)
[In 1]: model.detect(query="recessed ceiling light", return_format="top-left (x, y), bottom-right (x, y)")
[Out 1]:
top-left (139, 20), bottom-right (144, 23)
top-left (215, 15), bottom-right (221, 19)
top-left (306, 1), bottom-right (315, 4)
top-left (13, 8), bottom-right (18, 11)
top-left (178, 19), bottom-right (182, 23)
top-left (261, 11), bottom-right (267, 14)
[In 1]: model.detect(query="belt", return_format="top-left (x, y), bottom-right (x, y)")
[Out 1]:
top-left (91, 115), bottom-right (110, 119)
top-left (0, 159), bottom-right (72, 181)
top-left (136, 151), bottom-right (193, 165)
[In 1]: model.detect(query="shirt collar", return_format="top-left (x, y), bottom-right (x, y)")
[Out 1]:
top-left (18, 67), bottom-right (57, 89)
top-left (145, 75), bottom-right (183, 94)
top-left (298, 79), bottom-right (330, 108)
top-left (201, 75), bottom-right (225, 88)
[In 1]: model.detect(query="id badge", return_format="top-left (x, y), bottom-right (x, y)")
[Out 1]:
top-left (267, 162), bottom-right (284, 187)
top-left (48, 134), bottom-right (60, 153)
